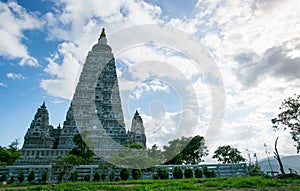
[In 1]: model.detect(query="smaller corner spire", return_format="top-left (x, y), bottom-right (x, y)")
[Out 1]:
top-left (41, 101), bottom-right (46, 108)
top-left (100, 28), bottom-right (106, 39)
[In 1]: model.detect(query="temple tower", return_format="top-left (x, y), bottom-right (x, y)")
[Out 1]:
top-left (128, 110), bottom-right (147, 148)
top-left (22, 102), bottom-right (54, 149)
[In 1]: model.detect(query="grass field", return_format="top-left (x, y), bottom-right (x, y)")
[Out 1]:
top-left (0, 177), bottom-right (299, 191)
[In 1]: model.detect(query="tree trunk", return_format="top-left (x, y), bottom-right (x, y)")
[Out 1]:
top-left (274, 137), bottom-right (285, 174)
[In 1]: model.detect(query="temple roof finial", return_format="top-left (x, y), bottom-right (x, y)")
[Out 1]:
top-left (135, 110), bottom-right (139, 115)
top-left (41, 101), bottom-right (46, 108)
top-left (100, 28), bottom-right (106, 39)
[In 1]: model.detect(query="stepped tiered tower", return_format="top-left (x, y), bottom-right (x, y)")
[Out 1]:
top-left (16, 29), bottom-right (146, 165)
top-left (128, 110), bottom-right (147, 148)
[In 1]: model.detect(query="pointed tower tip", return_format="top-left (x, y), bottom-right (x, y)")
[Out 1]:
top-left (41, 101), bottom-right (46, 108)
top-left (135, 110), bottom-right (139, 115)
top-left (100, 28), bottom-right (106, 39)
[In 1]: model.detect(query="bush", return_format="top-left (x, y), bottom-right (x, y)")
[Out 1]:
top-left (0, 174), bottom-right (7, 182)
top-left (71, 171), bottom-right (78, 182)
top-left (41, 172), bottom-right (47, 184)
top-left (152, 173), bottom-right (159, 180)
top-left (84, 174), bottom-right (90, 181)
top-left (28, 171), bottom-right (35, 182)
top-left (195, 168), bottom-right (203, 178)
top-left (101, 173), bottom-right (106, 181)
top-left (173, 166), bottom-right (183, 179)
top-left (109, 171), bottom-right (115, 181)
top-left (132, 169), bottom-right (142, 180)
top-left (10, 176), bottom-right (14, 184)
top-left (184, 168), bottom-right (193, 178)
top-left (57, 172), bottom-right (64, 182)
top-left (157, 168), bottom-right (169, 179)
top-left (120, 168), bottom-right (129, 181)
top-left (17, 172), bottom-right (25, 183)
top-left (203, 166), bottom-right (216, 178)
top-left (93, 172), bottom-right (100, 181)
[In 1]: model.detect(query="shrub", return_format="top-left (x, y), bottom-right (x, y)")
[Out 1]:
top-left (84, 174), bottom-right (90, 181)
top-left (132, 169), bottom-right (142, 180)
top-left (120, 168), bottom-right (129, 181)
top-left (0, 174), bottom-right (7, 182)
top-left (184, 168), bottom-right (193, 178)
top-left (41, 172), bottom-right (47, 184)
top-left (157, 168), bottom-right (169, 179)
top-left (101, 173), bottom-right (106, 181)
top-left (210, 170), bottom-right (217, 178)
top-left (152, 173), bottom-right (159, 180)
top-left (109, 171), bottom-right (115, 181)
top-left (71, 171), bottom-right (78, 182)
top-left (93, 172), bottom-right (100, 181)
top-left (173, 166), bottom-right (183, 179)
top-left (17, 172), bottom-right (25, 183)
top-left (10, 176), bottom-right (14, 183)
top-left (57, 172), bottom-right (64, 182)
top-left (195, 168), bottom-right (203, 178)
top-left (28, 171), bottom-right (35, 182)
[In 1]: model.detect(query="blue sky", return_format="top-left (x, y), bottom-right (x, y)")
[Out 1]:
top-left (0, 0), bottom-right (299, 161)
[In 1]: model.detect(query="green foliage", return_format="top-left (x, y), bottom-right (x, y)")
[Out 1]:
top-left (152, 173), bottom-right (159, 180)
top-left (27, 171), bottom-right (35, 182)
top-left (184, 168), bottom-right (193, 178)
top-left (0, 139), bottom-right (21, 166)
top-left (195, 168), bottom-right (203, 178)
top-left (70, 171), bottom-right (78, 182)
top-left (84, 175), bottom-right (90, 181)
top-left (101, 173), bottom-right (105, 181)
top-left (248, 164), bottom-right (264, 176)
top-left (41, 172), bottom-right (47, 183)
top-left (132, 169), bottom-right (142, 180)
top-left (0, 173), bottom-right (7, 182)
top-left (17, 172), bottom-right (25, 183)
top-left (157, 168), bottom-right (169, 179)
top-left (9, 176), bottom-right (14, 184)
top-left (57, 172), bottom-right (64, 183)
top-left (203, 166), bottom-right (216, 178)
top-left (123, 141), bottom-right (143, 149)
top-left (69, 133), bottom-right (94, 164)
top-left (93, 172), bottom-right (100, 181)
top-left (120, 168), bottom-right (129, 181)
top-left (272, 94), bottom-right (300, 152)
top-left (212, 145), bottom-right (246, 164)
top-left (109, 171), bottom-right (115, 181)
top-left (173, 166), bottom-right (183, 179)
top-left (163, 135), bottom-right (208, 165)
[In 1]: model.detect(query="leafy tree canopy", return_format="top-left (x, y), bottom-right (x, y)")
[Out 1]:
top-left (272, 94), bottom-right (300, 153)
top-left (69, 133), bottom-right (94, 164)
top-left (212, 145), bottom-right (246, 164)
top-left (163, 135), bottom-right (208, 165)
top-left (0, 139), bottom-right (21, 166)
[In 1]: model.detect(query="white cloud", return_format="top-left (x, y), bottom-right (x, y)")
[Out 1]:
top-left (0, 82), bottom-right (7, 87)
top-left (6, 72), bottom-right (27, 80)
top-left (0, 1), bottom-right (42, 66)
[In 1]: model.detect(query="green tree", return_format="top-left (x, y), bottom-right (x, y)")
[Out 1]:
top-left (27, 171), bottom-right (35, 183)
top-left (0, 174), bottom-right (7, 182)
top-left (194, 168), bottom-right (203, 178)
top-left (163, 135), bottom-right (208, 165)
top-left (41, 172), bottom-right (48, 184)
top-left (132, 169), bottom-right (142, 180)
top-left (184, 168), bottom-right (193, 178)
top-left (212, 145), bottom-right (246, 164)
top-left (54, 154), bottom-right (83, 182)
top-left (84, 174), bottom-right (90, 181)
top-left (93, 172), bottom-right (100, 181)
top-left (272, 94), bottom-right (300, 152)
top-left (157, 168), bottom-right (169, 179)
top-left (70, 171), bottom-right (78, 182)
top-left (17, 172), bottom-right (25, 183)
top-left (173, 166), bottom-right (183, 179)
top-left (120, 168), bottom-right (129, 181)
top-left (69, 133), bottom-right (94, 164)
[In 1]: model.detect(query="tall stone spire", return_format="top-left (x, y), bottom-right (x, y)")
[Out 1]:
top-left (22, 102), bottom-right (54, 149)
top-left (128, 110), bottom-right (146, 148)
